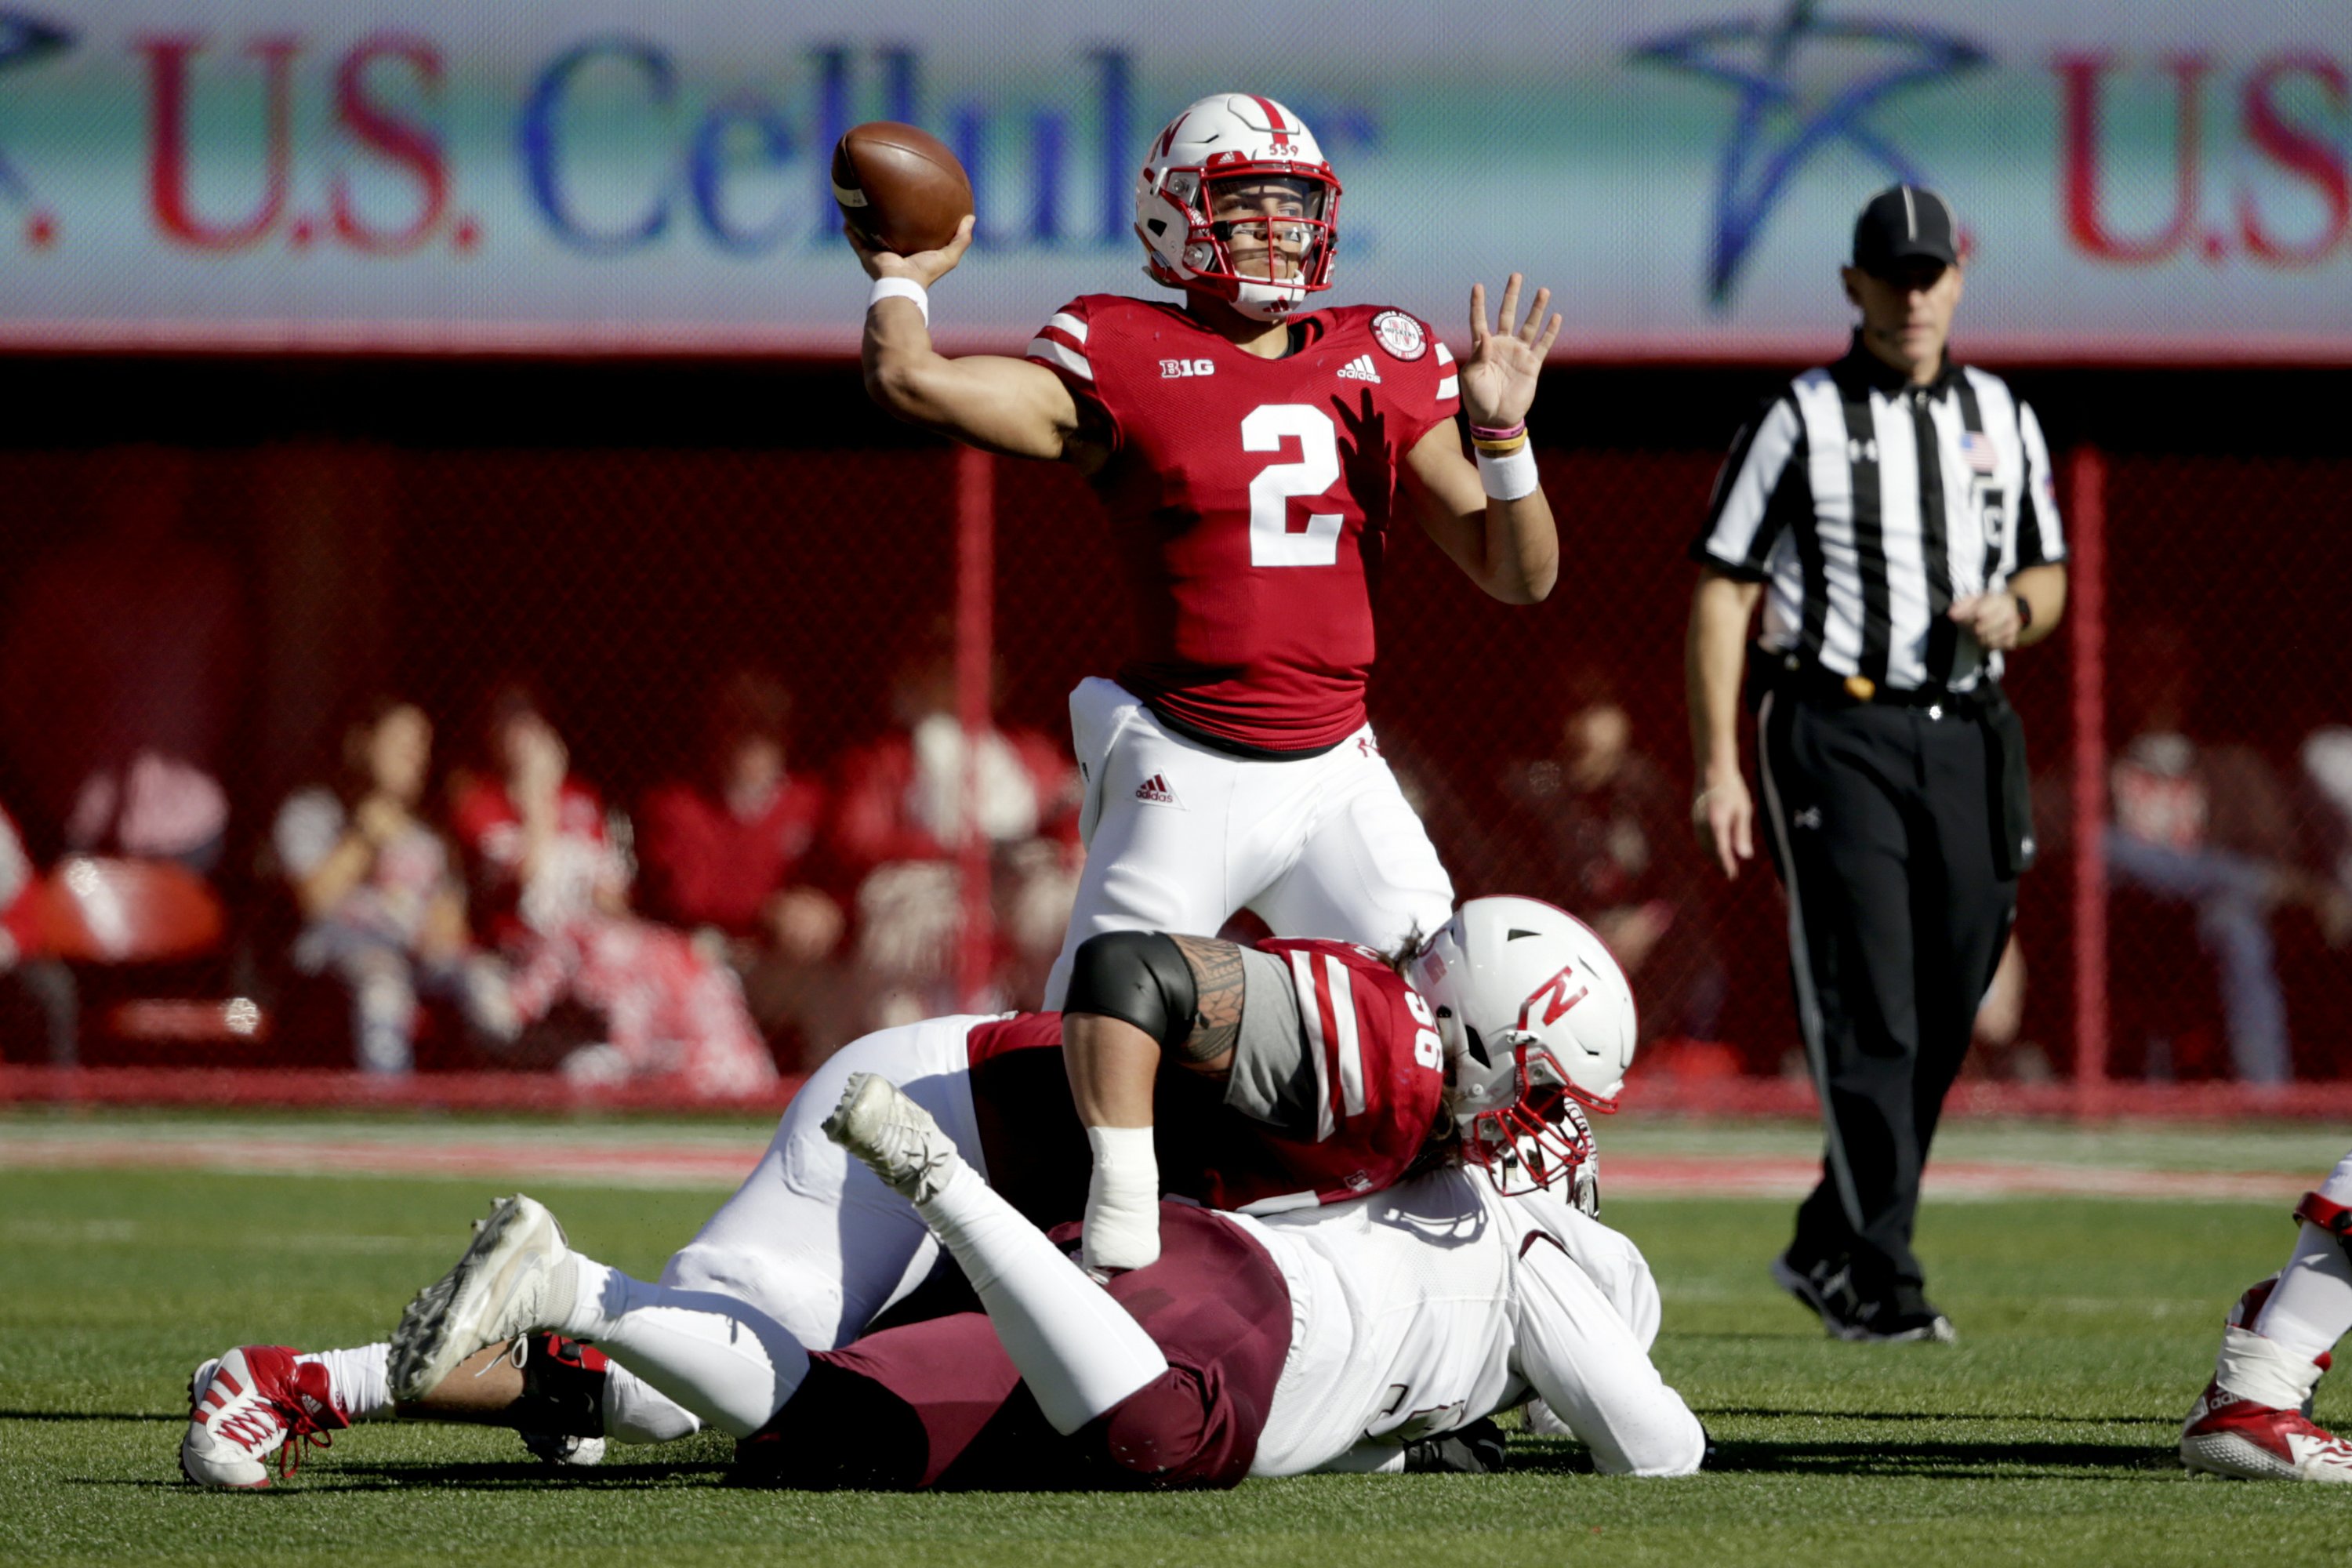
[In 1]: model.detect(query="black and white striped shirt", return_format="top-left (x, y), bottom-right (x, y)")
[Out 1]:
top-left (1691, 336), bottom-right (2065, 692)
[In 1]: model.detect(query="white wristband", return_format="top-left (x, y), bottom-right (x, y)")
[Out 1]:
top-left (1476, 443), bottom-right (1540, 502)
top-left (866, 276), bottom-right (930, 327)
top-left (1081, 1124), bottom-right (1161, 1277)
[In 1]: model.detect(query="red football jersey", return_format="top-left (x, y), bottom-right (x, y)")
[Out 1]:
top-left (961, 938), bottom-right (1446, 1222)
top-left (1026, 296), bottom-right (1461, 753)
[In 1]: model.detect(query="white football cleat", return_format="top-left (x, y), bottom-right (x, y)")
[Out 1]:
top-left (2181, 1318), bottom-right (2352, 1483)
top-left (180, 1345), bottom-right (349, 1488)
top-left (387, 1195), bottom-right (574, 1405)
top-left (822, 1073), bottom-right (961, 1203)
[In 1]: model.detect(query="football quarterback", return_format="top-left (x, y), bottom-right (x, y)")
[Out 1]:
top-left (848, 92), bottom-right (1563, 1014)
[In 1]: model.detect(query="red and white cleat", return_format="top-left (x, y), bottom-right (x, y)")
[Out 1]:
top-left (180, 1345), bottom-right (350, 1488)
top-left (2181, 1318), bottom-right (2352, 1483)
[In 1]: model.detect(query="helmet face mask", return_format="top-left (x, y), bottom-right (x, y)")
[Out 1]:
top-left (1406, 895), bottom-right (1640, 1200)
top-left (1136, 94), bottom-right (1342, 321)
top-left (1459, 1042), bottom-right (1595, 1198)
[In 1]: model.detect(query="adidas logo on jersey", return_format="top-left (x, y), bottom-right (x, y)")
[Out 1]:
top-left (1134, 773), bottom-right (1182, 808)
top-left (1336, 354), bottom-right (1382, 383)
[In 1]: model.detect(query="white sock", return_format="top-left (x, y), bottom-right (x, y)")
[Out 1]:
top-left (601, 1363), bottom-right (706, 1444)
top-left (2254, 1156), bottom-right (2352, 1366)
top-left (554, 1256), bottom-right (807, 1441)
top-left (296, 1343), bottom-right (394, 1421)
top-left (915, 1160), bottom-right (1168, 1435)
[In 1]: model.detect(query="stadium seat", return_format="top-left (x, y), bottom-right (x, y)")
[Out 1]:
top-left (31, 857), bottom-right (269, 1052)
top-left (35, 856), bottom-right (224, 963)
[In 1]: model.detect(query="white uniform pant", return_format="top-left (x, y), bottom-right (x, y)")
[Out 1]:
top-left (603, 1014), bottom-right (989, 1443)
top-left (1043, 677), bottom-right (1455, 1008)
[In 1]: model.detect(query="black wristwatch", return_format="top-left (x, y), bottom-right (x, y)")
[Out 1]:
top-left (2013, 593), bottom-right (2034, 630)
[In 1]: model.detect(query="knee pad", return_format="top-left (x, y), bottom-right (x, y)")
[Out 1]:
top-left (1063, 931), bottom-right (1197, 1051)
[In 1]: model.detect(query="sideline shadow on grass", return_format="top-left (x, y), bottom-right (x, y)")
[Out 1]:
top-left (1695, 1406), bottom-right (2174, 1428)
top-left (1505, 1437), bottom-right (2175, 1479)
top-left (76, 1460), bottom-right (733, 1494)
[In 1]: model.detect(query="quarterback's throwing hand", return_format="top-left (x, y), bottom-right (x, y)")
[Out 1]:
top-left (845, 212), bottom-right (975, 289)
top-left (1461, 274), bottom-right (1562, 429)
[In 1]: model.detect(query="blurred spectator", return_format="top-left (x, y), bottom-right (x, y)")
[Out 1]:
top-left (0, 798), bottom-right (76, 1063)
top-left (1501, 666), bottom-right (1726, 1049)
top-left (637, 670), bottom-right (846, 1065)
top-left (271, 697), bottom-right (505, 1075)
top-left (0, 445), bottom-right (245, 870)
top-left (831, 630), bottom-right (1080, 1025)
top-left (2107, 626), bottom-right (2349, 1083)
top-left (2304, 728), bottom-right (2352, 913)
top-left (451, 682), bottom-right (775, 1097)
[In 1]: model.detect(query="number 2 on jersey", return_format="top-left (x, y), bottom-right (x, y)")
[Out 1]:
top-left (1241, 404), bottom-right (1342, 568)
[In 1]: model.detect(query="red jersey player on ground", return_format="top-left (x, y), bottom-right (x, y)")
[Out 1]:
top-left (851, 92), bottom-right (1563, 1014)
top-left (178, 902), bottom-right (1639, 1486)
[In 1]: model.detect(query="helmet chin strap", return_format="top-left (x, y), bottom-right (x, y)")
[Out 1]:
top-left (1229, 291), bottom-right (1297, 321)
top-left (1187, 279), bottom-right (1303, 322)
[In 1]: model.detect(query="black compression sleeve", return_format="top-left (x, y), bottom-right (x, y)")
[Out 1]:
top-left (1062, 931), bottom-right (1198, 1051)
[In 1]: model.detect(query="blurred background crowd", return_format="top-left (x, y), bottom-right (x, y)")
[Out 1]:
top-left (0, 362), bottom-right (2345, 1099)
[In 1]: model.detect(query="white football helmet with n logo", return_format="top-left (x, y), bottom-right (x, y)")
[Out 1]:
top-left (1134, 92), bottom-right (1341, 321)
top-left (1405, 896), bottom-right (1639, 1194)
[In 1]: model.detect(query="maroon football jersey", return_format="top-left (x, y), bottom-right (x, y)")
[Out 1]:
top-left (1026, 296), bottom-right (1461, 753)
top-left (962, 938), bottom-right (1446, 1221)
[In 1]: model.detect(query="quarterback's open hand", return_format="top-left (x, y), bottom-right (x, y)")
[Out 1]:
top-left (845, 212), bottom-right (975, 289)
top-left (1460, 274), bottom-right (1561, 429)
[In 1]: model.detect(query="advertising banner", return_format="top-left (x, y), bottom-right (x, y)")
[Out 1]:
top-left (0, 2), bottom-right (2343, 359)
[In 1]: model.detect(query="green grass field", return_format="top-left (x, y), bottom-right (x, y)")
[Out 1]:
top-left (5, 1119), bottom-right (2349, 1566)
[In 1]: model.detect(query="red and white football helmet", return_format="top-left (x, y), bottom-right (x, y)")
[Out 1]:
top-left (1405, 896), bottom-right (1639, 1196)
top-left (1134, 93), bottom-right (1341, 321)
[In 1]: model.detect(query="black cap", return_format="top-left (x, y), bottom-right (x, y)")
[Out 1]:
top-left (1853, 184), bottom-right (1959, 274)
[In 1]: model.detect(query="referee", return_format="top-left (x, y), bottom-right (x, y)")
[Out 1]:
top-left (1684, 185), bottom-right (2067, 1343)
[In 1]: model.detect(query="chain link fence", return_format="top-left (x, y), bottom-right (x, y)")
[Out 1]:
top-left (0, 412), bottom-right (2343, 1105)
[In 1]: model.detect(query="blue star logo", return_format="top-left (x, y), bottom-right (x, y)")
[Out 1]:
top-left (0, 9), bottom-right (71, 205)
top-left (1631, 0), bottom-right (1988, 309)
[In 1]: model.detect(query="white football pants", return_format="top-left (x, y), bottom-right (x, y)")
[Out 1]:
top-left (1042, 677), bottom-right (1455, 1009)
top-left (602, 1014), bottom-right (989, 1443)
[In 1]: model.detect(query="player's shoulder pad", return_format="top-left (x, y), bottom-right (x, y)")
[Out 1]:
top-left (1255, 933), bottom-right (1395, 964)
top-left (1027, 296), bottom-right (1110, 384)
top-left (1254, 935), bottom-right (1415, 992)
top-left (1326, 303), bottom-right (1440, 366)
top-left (1026, 294), bottom-right (1181, 385)
top-left (1340, 305), bottom-right (1459, 412)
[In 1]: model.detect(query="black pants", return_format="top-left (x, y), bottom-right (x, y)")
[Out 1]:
top-left (1756, 690), bottom-right (2016, 1292)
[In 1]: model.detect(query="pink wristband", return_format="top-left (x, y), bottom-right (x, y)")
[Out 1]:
top-left (1468, 420), bottom-right (1526, 441)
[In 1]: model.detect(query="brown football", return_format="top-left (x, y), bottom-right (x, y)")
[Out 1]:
top-left (832, 122), bottom-right (972, 256)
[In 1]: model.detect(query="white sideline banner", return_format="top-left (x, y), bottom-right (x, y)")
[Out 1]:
top-left (0, 1), bottom-right (2343, 359)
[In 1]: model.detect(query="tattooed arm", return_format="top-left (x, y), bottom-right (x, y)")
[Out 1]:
top-left (1165, 934), bottom-right (1246, 1070)
top-left (1062, 933), bottom-right (1250, 1134)
top-left (1059, 931), bottom-right (1256, 1275)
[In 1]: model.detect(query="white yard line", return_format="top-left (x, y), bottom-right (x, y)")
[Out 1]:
top-left (0, 1123), bottom-right (2313, 1202)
